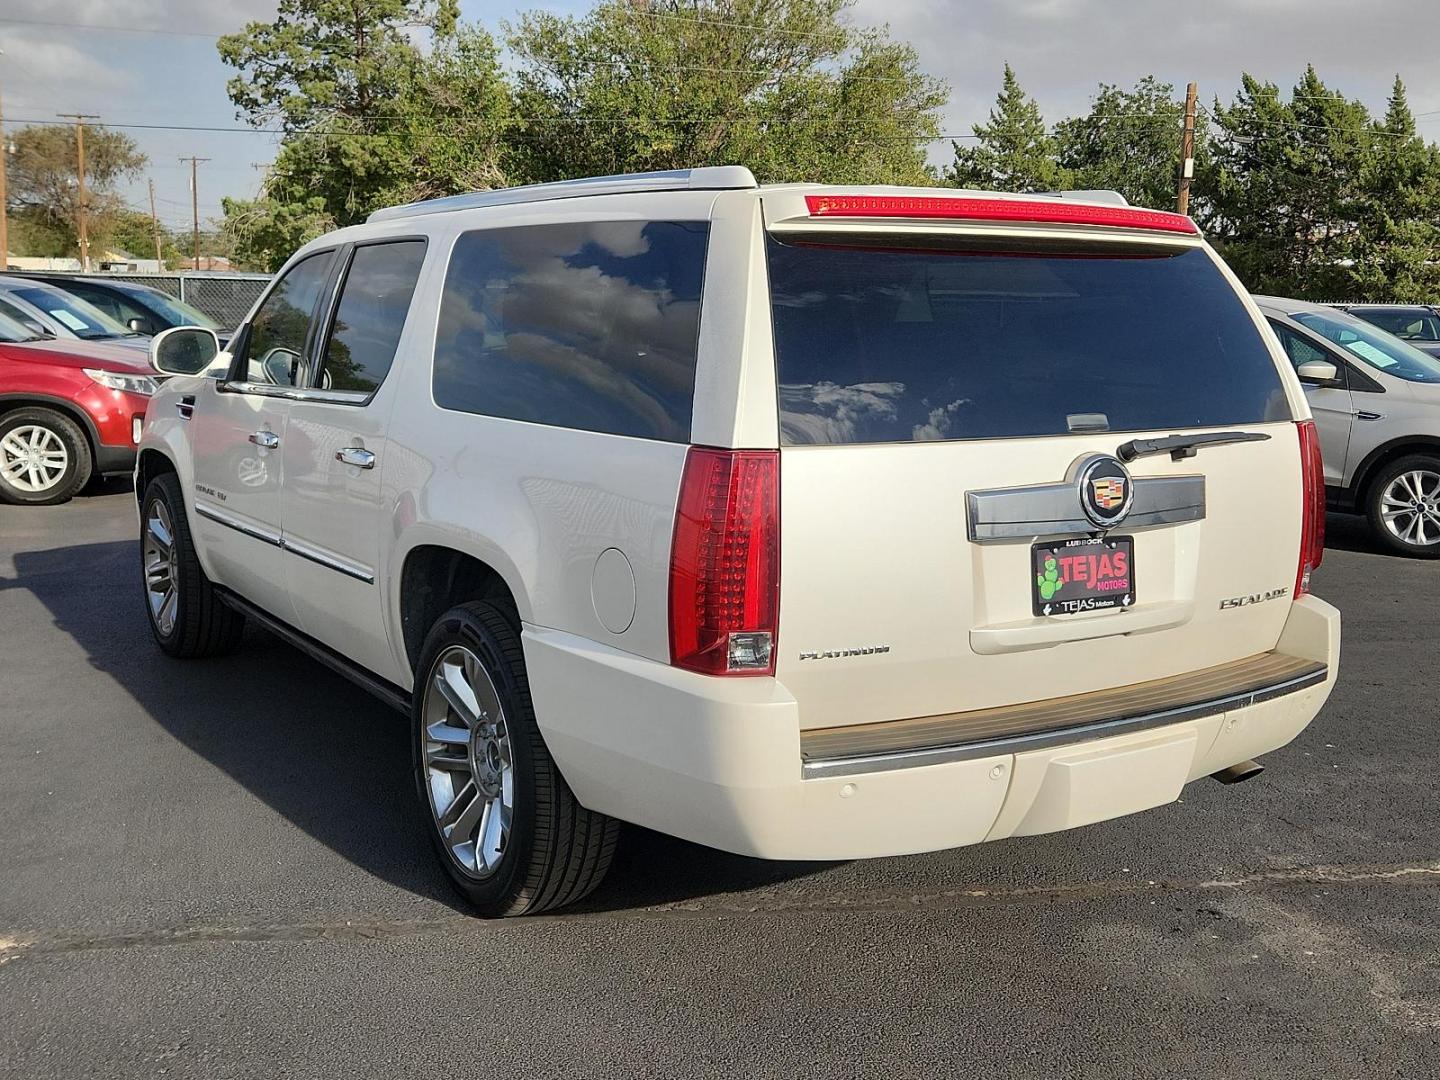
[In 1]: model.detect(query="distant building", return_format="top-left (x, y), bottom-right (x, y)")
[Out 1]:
top-left (5, 256), bottom-right (84, 272)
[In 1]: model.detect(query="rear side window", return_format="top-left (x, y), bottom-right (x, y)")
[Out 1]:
top-left (433, 220), bottom-right (709, 442)
top-left (318, 240), bottom-right (427, 394)
top-left (767, 238), bottom-right (1291, 445)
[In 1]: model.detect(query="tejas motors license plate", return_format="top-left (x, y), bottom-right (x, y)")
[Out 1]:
top-left (1032, 536), bottom-right (1135, 617)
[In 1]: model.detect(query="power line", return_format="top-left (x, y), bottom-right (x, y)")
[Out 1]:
top-left (0, 16), bottom-right (227, 38)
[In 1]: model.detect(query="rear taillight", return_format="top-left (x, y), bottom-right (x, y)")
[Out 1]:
top-left (803, 194), bottom-right (1199, 235)
top-left (668, 447), bottom-right (779, 676)
top-left (1295, 420), bottom-right (1325, 598)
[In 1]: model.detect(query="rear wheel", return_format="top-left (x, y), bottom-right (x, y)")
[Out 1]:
top-left (412, 601), bottom-right (619, 916)
top-left (141, 473), bottom-right (246, 656)
top-left (1367, 455), bottom-right (1440, 558)
top-left (0, 408), bottom-right (92, 506)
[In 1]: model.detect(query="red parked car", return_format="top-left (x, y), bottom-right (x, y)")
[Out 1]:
top-left (0, 313), bottom-right (157, 505)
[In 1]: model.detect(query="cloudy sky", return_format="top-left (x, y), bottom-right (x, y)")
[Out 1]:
top-left (2, 0), bottom-right (1438, 236)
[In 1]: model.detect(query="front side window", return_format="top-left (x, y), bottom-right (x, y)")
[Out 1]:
top-left (433, 220), bottom-right (709, 442)
top-left (1269, 320), bottom-right (1336, 371)
top-left (1293, 310), bottom-right (1440, 384)
top-left (241, 251), bottom-right (334, 386)
top-left (317, 240), bottom-right (427, 395)
top-left (767, 238), bottom-right (1291, 445)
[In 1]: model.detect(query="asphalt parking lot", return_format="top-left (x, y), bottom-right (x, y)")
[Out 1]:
top-left (1, 483), bottom-right (1437, 1079)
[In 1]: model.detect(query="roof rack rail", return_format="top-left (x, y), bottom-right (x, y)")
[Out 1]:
top-left (368, 166), bottom-right (758, 223)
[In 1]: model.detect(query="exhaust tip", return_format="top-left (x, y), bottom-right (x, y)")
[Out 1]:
top-left (1211, 759), bottom-right (1265, 785)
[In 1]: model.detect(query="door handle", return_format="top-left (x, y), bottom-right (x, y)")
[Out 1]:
top-left (248, 430), bottom-right (280, 449)
top-left (335, 447), bottom-right (376, 469)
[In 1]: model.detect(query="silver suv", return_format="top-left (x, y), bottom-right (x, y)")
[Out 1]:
top-left (1256, 296), bottom-right (1440, 556)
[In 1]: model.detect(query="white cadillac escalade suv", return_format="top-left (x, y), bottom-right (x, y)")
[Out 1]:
top-left (136, 168), bottom-right (1340, 916)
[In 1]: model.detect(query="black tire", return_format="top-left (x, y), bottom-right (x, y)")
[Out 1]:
top-left (1365, 454), bottom-right (1440, 559)
top-left (140, 472), bottom-right (246, 657)
top-left (412, 601), bottom-right (619, 916)
top-left (0, 407), bottom-right (92, 506)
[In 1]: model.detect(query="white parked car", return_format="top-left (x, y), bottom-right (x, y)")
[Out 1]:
top-left (136, 169), bottom-right (1340, 916)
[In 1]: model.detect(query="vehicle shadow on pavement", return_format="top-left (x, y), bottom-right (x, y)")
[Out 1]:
top-left (5, 537), bottom-right (833, 915)
top-left (1323, 512), bottom-right (1397, 556)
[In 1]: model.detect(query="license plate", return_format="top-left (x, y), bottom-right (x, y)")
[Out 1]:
top-left (1032, 536), bottom-right (1135, 617)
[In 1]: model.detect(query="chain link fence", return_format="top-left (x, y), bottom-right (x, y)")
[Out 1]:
top-left (27, 272), bottom-right (274, 329)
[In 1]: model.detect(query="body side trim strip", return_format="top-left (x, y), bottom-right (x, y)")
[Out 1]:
top-left (195, 501), bottom-right (374, 584)
top-left (193, 501), bottom-right (283, 546)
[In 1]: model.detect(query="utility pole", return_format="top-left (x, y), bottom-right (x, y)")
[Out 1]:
top-left (1176, 81), bottom-right (1198, 217)
top-left (179, 155), bottom-right (209, 270)
top-left (147, 177), bottom-right (163, 267)
top-left (58, 113), bottom-right (99, 270)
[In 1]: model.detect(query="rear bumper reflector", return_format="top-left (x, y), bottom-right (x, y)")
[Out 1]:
top-left (800, 652), bottom-right (1326, 779)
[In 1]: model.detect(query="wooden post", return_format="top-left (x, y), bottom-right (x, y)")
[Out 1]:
top-left (1177, 82), bottom-right (1198, 217)
top-left (180, 156), bottom-right (209, 271)
top-left (58, 113), bottom-right (99, 270)
top-left (148, 178), bottom-right (163, 267)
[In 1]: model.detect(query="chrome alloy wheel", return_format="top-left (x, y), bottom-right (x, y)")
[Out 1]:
top-left (422, 645), bottom-right (514, 879)
top-left (0, 424), bottom-right (68, 493)
top-left (1380, 469), bottom-right (1440, 547)
top-left (143, 499), bottom-right (180, 636)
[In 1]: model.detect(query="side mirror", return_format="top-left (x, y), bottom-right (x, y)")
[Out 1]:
top-left (1296, 359), bottom-right (1340, 385)
top-left (127, 316), bottom-right (155, 335)
top-left (19, 316), bottom-right (52, 338)
top-left (150, 325), bottom-right (221, 377)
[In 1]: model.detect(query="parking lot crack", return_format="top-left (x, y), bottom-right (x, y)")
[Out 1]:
top-left (3, 861), bottom-right (1437, 964)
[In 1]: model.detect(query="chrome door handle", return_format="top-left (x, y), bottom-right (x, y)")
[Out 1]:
top-left (248, 430), bottom-right (280, 449)
top-left (335, 447), bottom-right (376, 469)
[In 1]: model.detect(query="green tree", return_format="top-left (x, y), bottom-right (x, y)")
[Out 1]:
top-left (1208, 68), bottom-right (1373, 298)
top-left (5, 124), bottom-right (146, 258)
top-left (1347, 77), bottom-right (1440, 301)
top-left (1054, 77), bottom-right (1202, 211)
top-left (218, 1), bottom-right (511, 269)
top-left (946, 64), bottom-right (1066, 191)
top-left (505, 0), bottom-right (945, 185)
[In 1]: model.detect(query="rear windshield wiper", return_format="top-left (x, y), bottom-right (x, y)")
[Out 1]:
top-left (1117, 431), bottom-right (1270, 463)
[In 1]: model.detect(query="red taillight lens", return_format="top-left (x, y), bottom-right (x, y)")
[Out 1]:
top-left (1295, 420), bottom-right (1325, 598)
top-left (669, 447), bottom-right (779, 676)
top-left (803, 194), bottom-right (1199, 235)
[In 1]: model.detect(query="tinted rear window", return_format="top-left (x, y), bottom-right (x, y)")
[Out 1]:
top-left (434, 220), bottom-right (709, 442)
top-left (767, 238), bottom-right (1290, 445)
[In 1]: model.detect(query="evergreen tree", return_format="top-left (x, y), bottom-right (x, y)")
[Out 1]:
top-left (1054, 77), bottom-right (1202, 211)
top-left (1348, 76), bottom-right (1440, 301)
top-left (946, 64), bottom-right (1066, 192)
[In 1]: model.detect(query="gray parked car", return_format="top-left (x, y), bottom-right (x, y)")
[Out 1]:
top-left (1256, 295), bottom-right (1440, 556)
top-left (0, 277), bottom-right (150, 352)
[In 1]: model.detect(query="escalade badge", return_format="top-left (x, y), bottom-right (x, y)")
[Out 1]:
top-left (1077, 455), bottom-right (1134, 530)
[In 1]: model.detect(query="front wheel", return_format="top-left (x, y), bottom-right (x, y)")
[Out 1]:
top-left (412, 601), bottom-right (619, 916)
top-left (1366, 455), bottom-right (1440, 558)
top-left (141, 473), bottom-right (246, 656)
top-left (0, 407), bottom-right (92, 506)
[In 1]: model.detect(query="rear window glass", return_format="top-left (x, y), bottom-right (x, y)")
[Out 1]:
top-left (434, 220), bottom-right (709, 442)
top-left (767, 238), bottom-right (1291, 445)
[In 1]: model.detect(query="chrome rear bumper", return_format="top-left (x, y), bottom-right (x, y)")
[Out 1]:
top-left (800, 652), bottom-right (1327, 779)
